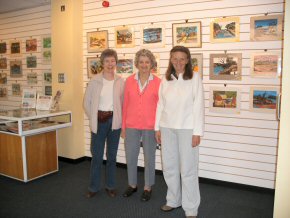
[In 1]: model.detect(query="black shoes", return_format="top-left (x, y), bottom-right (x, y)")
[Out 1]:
top-left (122, 186), bottom-right (137, 197)
top-left (86, 191), bottom-right (97, 198)
top-left (141, 190), bottom-right (151, 201)
top-left (105, 188), bottom-right (117, 197)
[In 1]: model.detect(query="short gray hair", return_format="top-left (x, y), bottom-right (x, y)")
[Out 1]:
top-left (100, 49), bottom-right (118, 65)
top-left (134, 49), bottom-right (156, 69)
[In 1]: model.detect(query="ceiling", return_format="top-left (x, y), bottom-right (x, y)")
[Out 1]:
top-left (0, 0), bottom-right (50, 14)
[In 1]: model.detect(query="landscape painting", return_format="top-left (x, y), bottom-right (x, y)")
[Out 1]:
top-left (250, 87), bottom-right (279, 113)
top-left (87, 30), bottom-right (108, 52)
top-left (0, 42), bottom-right (7, 54)
top-left (10, 60), bottom-right (22, 77)
top-left (172, 22), bottom-right (201, 47)
top-left (210, 53), bottom-right (242, 80)
top-left (87, 57), bottom-right (103, 78)
top-left (117, 56), bottom-right (134, 77)
top-left (141, 25), bottom-right (165, 47)
top-left (27, 56), bottom-right (37, 68)
top-left (251, 53), bottom-right (281, 78)
top-left (115, 26), bottom-right (135, 48)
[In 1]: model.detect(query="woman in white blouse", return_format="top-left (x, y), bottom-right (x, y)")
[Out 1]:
top-left (155, 46), bottom-right (204, 218)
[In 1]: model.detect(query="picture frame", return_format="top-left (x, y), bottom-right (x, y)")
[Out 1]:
top-left (42, 50), bottom-right (51, 64)
top-left (21, 88), bottom-right (37, 108)
top-left (191, 53), bottom-right (203, 79)
top-left (0, 87), bottom-right (8, 99)
top-left (10, 60), bottom-right (22, 77)
top-left (0, 73), bottom-right (7, 84)
top-left (0, 42), bottom-right (7, 54)
top-left (43, 71), bottom-right (52, 84)
top-left (209, 86), bottom-right (241, 114)
top-left (12, 83), bottom-right (21, 96)
top-left (42, 35), bottom-right (51, 49)
top-left (44, 85), bottom-right (52, 96)
top-left (26, 56), bottom-right (37, 68)
top-left (87, 56), bottom-right (103, 78)
top-left (26, 38), bottom-right (37, 52)
top-left (87, 30), bottom-right (108, 52)
top-left (0, 57), bottom-right (7, 69)
top-left (140, 24), bottom-right (165, 48)
top-left (117, 55), bottom-right (135, 78)
top-left (209, 53), bottom-right (242, 80)
top-left (115, 26), bottom-right (135, 48)
top-left (27, 72), bottom-right (38, 84)
top-left (250, 15), bottom-right (283, 41)
top-left (250, 52), bottom-right (281, 78)
top-left (10, 40), bottom-right (21, 56)
top-left (172, 22), bottom-right (202, 47)
top-left (210, 17), bottom-right (240, 43)
top-left (249, 86), bottom-right (279, 113)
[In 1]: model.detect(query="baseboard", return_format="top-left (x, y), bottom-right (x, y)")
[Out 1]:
top-left (58, 156), bottom-right (89, 164)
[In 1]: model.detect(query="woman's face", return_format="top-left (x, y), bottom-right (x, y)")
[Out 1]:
top-left (170, 51), bottom-right (188, 73)
top-left (103, 56), bottom-right (117, 73)
top-left (137, 55), bottom-right (151, 74)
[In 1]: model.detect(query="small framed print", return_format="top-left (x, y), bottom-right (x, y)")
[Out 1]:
top-left (42, 50), bottom-right (51, 64)
top-left (26, 56), bottom-right (37, 68)
top-left (191, 53), bottom-right (203, 79)
top-left (251, 52), bottom-right (281, 78)
top-left (0, 87), bottom-right (8, 99)
top-left (42, 35), bottom-right (51, 49)
top-left (10, 40), bottom-right (21, 55)
top-left (249, 86), bottom-right (279, 113)
top-left (0, 42), bottom-right (7, 54)
top-left (117, 55), bottom-right (134, 78)
top-left (209, 86), bottom-right (241, 114)
top-left (87, 56), bottom-right (103, 78)
top-left (0, 73), bottom-right (7, 84)
top-left (87, 30), bottom-right (108, 53)
top-left (115, 26), bottom-right (135, 48)
top-left (12, 83), bottom-right (21, 96)
top-left (26, 38), bottom-right (37, 52)
top-left (10, 60), bottom-right (22, 78)
top-left (21, 88), bottom-right (37, 108)
top-left (43, 71), bottom-right (52, 84)
top-left (210, 53), bottom-right (242, 80)
top-left (210, 17), bottom-right (240, 43)
top-left (250, 15), bottom-right (283, 41)
top-left (44, 85), bottom-right (52, 96)
top-left (172, 22), bottom-right (202, 47)
top-left (140, 24), bottom-right (165, 48)
top-left (27, 72), bottom-right (38, 84)
top-left (0, 57), bottom-right (7, 69)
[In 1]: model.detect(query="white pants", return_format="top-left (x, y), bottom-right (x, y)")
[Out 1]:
top-left (161, 127), bottom-right (200, 216)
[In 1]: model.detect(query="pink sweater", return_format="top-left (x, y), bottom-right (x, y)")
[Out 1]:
top-left (122, 73), bottom-right (161, 130)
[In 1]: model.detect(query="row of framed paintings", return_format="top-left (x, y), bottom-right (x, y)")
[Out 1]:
top-left (0, 71), bottom-right (51, 85)
top-left (0, 85), bottom-right (52, 99)
top-left (209, 86), bottom-right (279, 114)
top-left (87, 14), bottom-right (283, 52)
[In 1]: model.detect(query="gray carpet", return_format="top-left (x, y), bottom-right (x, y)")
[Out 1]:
top-left (0, 160), bottom-right (274, 218)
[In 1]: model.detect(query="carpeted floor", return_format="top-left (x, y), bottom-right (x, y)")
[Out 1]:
top-left (0, 160), bottom-right (274, 218)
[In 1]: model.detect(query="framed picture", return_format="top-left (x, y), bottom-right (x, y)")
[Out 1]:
top-left (42, 50), bottom-right (51, 64)
top-left (250, 15), bottom-right (283, 41)
top-left (44, 85), bottom-right (52, 96)
top-left (26, 38), bottom-right (37, 52)
top-left (10, 60), bottom-right (22, 77)
top-left (43, 71), bottom-right (52, 84)
top-left (140, 24), bottom-right (165, 48)
top-left (249, 86), bottom-right (279, 113)
top-left (27, 72), bottom-right (38, 84)
top-left (87, 56), bottom-right (103, 78)
top-left (26, 56), bottom-right (37, 68)
top-left (0, 42), bottom-right (7, 54)
top-left (10, 40), bottom-right (21, 55)
top-left (191, 53), bottom-right (203, 79)
top-left (209, 86), bottom-right (241, 114)
top-left (0, 73), bottom-right (7, 84)
top-left (172, 22), bottom-right (202, 47)
top-left (209, 53), bottom-right (242, 80)
top-left (0, 87), bottom-right (8, 99)
top-left (151, 53), bottom-right (160, 76)
top-left (87, 30), bottom-right (108, 52)
top-left (21, 88), bottom-right (37, 108)
top-left (115, 26), bottom-right (135, 48)
top-left (0, 57), bottom-right (7, 69)
top-left (12, 83), bottom-right (21, 96)
top-left (250, 52), bottom-right (281, 78)
top-left (42, 35), bottom-right (51, 49)
top-left (117, 55), bottom-right (134, 77)
top-left (210, 17), bottom-right (240, 43)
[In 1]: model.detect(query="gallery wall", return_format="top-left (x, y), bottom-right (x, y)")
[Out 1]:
top-left (0, 5), bottom-right (51, 109)
top-left (82, 0), bottom-right (284, 189)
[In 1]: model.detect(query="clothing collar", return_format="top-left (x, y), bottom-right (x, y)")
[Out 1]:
top-left (134, 72), bottom-right (153, 81)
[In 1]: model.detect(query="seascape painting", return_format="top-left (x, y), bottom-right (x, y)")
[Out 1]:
top-left (141, 25), bottom-right (165, 47)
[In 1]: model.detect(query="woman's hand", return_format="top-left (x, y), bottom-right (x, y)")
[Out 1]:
top-left (192, 135), bottom-right (200, 147)
top-left (121, 129), bottom-right (126, 139)
top-left (155, 131), bottom-right (161, 144)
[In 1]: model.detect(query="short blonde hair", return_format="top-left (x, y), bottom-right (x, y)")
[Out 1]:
top-left (134, 49), bottom-right (156, 69)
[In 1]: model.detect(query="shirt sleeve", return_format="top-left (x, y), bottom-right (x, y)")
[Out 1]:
top-left (154, 78), bottom-right (165, 131)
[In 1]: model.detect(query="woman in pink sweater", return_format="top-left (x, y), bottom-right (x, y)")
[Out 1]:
top-left (121, 49), bottom-right (161, 201)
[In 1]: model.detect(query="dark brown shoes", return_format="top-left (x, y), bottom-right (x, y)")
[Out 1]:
top-left (86, 191), bottom-right (97, 198)
top-left (141, 190), bottom-right (152, 201)
top-left (105, 188), bottom-right (117, 197)
top-left (122, 186), bottom-right (137, 197)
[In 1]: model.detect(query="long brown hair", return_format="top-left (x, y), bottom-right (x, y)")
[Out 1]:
top-left (165, 46), bottom-right (193, 81)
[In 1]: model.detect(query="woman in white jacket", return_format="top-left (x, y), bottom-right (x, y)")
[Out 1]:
top-left (155, 46), bottom-right (204, 218)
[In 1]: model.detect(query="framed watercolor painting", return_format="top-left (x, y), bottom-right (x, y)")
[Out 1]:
top-left (42, 50), bottom-right (51, 64)
top-left (249, 86), bottom-right (279, 113)
top-left (0, 42), bottom-right (7, 54)
top-left (140, 24), bottom-right (165, 48)
top-left (210, 53), bottom-right (242, 80)
top-left (27, 72), bottom-right (38, 84)
top-left (42, 35), bottom-right (51, 49)
top-left (43, 71), bottom-right (52, 84)
top-left (117, 55), bottom-right (134, 78)
top-left (0, 73), bottom-right (7, 84)
top-left (87, 56), bottom-right (103, 78)
top-left (10, 60), bottom-right (22, 78)
top-left (210, 17), bottom-right (240, 43)
top-left (0, 87), bottom-right (8, 99)
top-left (0, 57), bottom-right (7, 69)
top-left (87, 30), bottom-right (108, 53)
top-left (10, 40), bottom-right (21, 56)
top-left (250, 15), bottom-right (283, 41)
top-left (191, 53), bottom-right (203, 79)
top-left (250, 52), bottom-right (281, 78)
top-left (115, 26), bottom-right (135, 48)
top-left (26, 56), bottom-right (37, 68)
top-left (26, 38), bottom-right (37, 52)
top-left (209, 86), bottom-right (241, 114)
top-left (172, 22), bottom-right (201, 47)
top-left (12, 83), bottom-right (21, 96)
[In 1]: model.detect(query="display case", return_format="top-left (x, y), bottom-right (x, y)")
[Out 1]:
top-left (0, 109), bottom-right (72, 182)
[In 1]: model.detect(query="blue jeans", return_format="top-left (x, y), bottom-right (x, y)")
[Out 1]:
top-left (88, 117), bottom-right (121, 192)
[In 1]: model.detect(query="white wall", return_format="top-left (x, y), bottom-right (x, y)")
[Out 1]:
top-left (82, 0), bottom-right (284, 188)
